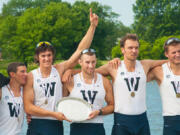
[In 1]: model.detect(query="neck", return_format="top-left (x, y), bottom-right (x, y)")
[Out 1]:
top-left (81, 71), bottom-right (95, 84)
top-left (39, 66), bottom-right (52, 77)
top-left (124, 58), bottom-right (136, 72)
top-left (9, 80), bottom-right (21, 96)
top-left (169, 62), bottom-right (180, 75)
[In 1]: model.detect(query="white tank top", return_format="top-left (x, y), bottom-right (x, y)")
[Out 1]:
top-left (159, 63), bottom-right (180, 116)
top-left (113, 60), bottom-right (147, 115)
top-left (0, 85), bottom-right (24, 135)
top-left (32, 66), bottom-right (62, 120)
top-left (69, 73), bottom-right (105, 123)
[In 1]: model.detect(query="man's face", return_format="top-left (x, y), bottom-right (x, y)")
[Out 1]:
top-left (165, 44), bottom-right (180, 65)
top-left (121, 39), bottom-right (139, 61)
top-left (11, 66), bottom-right (27, 86)
top-left (38, 51), bottom-right (53, 68)
top-left (79, 54), bottom-right (97, 75)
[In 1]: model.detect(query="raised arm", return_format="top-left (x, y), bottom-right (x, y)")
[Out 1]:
top-left (57, 8), bottom-right (98, 74)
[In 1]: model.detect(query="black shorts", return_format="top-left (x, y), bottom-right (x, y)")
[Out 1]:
top-left (70, 123), bottom-right (105, 135)
top-left (27, 119), bottom-right (63, 135)
top-left (163, 116), bottom-right (180, 135)
top-left (111, 112), bottom-right (150, 135)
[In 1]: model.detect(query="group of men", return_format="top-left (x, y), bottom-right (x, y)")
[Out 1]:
top-left (0, 8), bottom-right (180, 135)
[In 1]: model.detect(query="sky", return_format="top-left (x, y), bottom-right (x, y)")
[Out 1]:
top-left (0, 0), bottom-right (135, 26)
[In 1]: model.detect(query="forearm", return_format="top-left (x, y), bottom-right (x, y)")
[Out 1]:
top-left (77, 24), bottom-right (96, 52)
top-left (24, 103), bottom-right (55, 118)
top-left (149, 60), bottom-right (168, 69)
top-left (96, 64), bottom-right (110, 76)
top-left (100, 104), bottom-right (114, 115)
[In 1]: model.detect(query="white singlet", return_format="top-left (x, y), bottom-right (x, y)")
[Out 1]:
top-left (159, 63), bottom-right (180, 116)
top-left (113, 60), bottom-right (147, 115)
top-left (69, 73), bottom-right (106, 123)
top-left (0, 85), bottom-right (24, 135)
top-left (32, 66), bottom-right (62, 120)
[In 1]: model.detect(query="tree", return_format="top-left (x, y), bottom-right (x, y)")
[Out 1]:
top-left (133, 0), bottom-right (180, 43)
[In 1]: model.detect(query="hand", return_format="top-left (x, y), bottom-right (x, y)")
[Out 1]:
top-left (62, 69), bottom-right (73, 83)
top-left (90, 8), bottom-right (98, 27)
top-left (108, 58), bottom-right (121, 69)
top-left (88, 110), bottom-right (99, 120)
top-left (53, 112), bottom-right (71, 122)
top-left (26, 114), bottom-right (31, 124)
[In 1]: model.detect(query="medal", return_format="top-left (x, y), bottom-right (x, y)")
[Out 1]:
top-left (45, 99), bottom-right (48, 104)
top-left (176, 93), bottom-right (180, 98)
top-left (131, 92), bottom-right (135, 97)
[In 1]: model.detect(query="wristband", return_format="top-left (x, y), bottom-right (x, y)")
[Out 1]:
top-left (98, 109), bottom-right (103, 115)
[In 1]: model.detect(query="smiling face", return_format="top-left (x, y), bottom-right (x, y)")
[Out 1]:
top-left (165, 43), bottom-right (180, 65)
top-left (121, 39), bottom-right (139, 61)
top-left (10, 66), bottom-right (27, 86)
top-left (79, 54), bottom-right (97, 75)
top-left (38, 50), bottom-right (54, 68)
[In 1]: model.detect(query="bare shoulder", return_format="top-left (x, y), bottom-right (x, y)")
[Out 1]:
top-left (54, 62), bottom-right (66, 77)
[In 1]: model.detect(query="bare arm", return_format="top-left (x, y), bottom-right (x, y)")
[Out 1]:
top-left (23, 73), bottom-right (69, 121)
top-left (101, 76), bottom-right (114, 115)
top-left (57, 9), bottom-right (98, 75)
top-left (141, 59), bottom-right (167, 75)
top-left (147, 66), bottom-right (163, 85)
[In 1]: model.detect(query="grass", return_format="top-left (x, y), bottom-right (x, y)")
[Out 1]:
top-left (0, 59), bottom-right (108, 76)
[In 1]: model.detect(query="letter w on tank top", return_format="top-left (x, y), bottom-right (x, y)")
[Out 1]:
top-left (80, 90), bottom-right (98, 104)
top-left (40, 82), bottom-right (56, 97)
top-left (8, 103), bottom-right (20, 117)
top-left (171, 81), bottom-right (180, 94)
top-left (124, 77), bottom-right (140, 92)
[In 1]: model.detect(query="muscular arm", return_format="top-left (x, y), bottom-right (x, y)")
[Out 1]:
top-left (96, 64), bottom-right (117, 82)
top-left (141, 59), bottom-right (167, 75)
top-left (147, 66), bottom-right (163, 85)
top-left (23, 73), bottom-right (68, 121)
top-left (101, 76), bottom-right (114, 115)
top-left (56, 9), bottom-right (98, 75)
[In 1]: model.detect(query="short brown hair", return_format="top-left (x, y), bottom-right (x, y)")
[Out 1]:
top-left (34, 42), bottom-right (56, 63)
top-left (164, 38), bottom-right (180, 52)
top-left (7, 62), bottom-right (26, 77)
top-left (120, 34), bottom-right (139, 48)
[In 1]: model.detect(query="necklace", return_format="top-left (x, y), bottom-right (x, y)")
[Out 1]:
top-left (122, 61), bottom-right (139, 98)
top-left (38, 68), bottom-right (52, 105)
top-left (7, 85), bottom-right (22, 122)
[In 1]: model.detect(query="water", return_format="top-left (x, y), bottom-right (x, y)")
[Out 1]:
top-left (20, 81), bottom-right (163, 135)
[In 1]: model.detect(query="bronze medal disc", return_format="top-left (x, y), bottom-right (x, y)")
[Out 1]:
top-left (176, 93), bottom-right (180, 98)
top-left (45, 99), bottom-right (48, 104)
top-left (131, 92), bottom-right (135, 97)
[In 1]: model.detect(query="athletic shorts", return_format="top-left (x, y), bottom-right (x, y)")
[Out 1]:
top-left (111, 112), bottom-right (150, 135)
top-left (70, 123), bottom-right (105, 135)
top-left (163, 115), bottom-right (180, 135)
top-left (27, 119), bottom-right (63, 135)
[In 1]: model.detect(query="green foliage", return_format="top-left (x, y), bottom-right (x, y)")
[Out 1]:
top-left (111, 45), bottom-right (123, 59)
top-left (0, 0), bottom-right (125, 62)
top-left (151, 35), bottom-right (180, 59)
top-left (133, 0), bottom-right (180, 43)
top-left (138, 40), bottom-right (152, 59)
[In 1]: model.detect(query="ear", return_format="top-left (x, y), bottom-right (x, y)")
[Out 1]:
top-left (164, 51), bottom-right (168, 58)
top-left (79, 59), bottom-right (82, 66)
top-left (121, 47), bottom-right (125, 54)
top-left (9, 72), bottom-right (15, 78)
